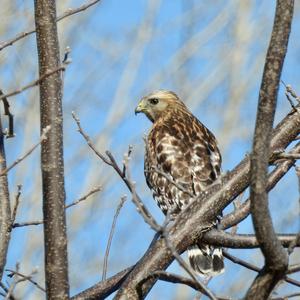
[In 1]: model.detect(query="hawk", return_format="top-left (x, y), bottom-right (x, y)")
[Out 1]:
top-left (135, 90), bottom-right (224, 276)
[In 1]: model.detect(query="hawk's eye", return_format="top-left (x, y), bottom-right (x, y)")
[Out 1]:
top-left (149, 98), bottom-right (159, 105)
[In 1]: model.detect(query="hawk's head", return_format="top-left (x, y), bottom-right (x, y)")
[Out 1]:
top-left (135, 90), bottom-right (187, 122)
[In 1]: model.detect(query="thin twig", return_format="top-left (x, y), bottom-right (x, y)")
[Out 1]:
top-left (281, 80), bottom-right (300, 104)
top-left (122, 145), bottom-right (133, 177)
top-left (142, 271), bottom-right (228, 300)
top-left (10, 185), bottom-right (22, 226)
top-left (288, 165), bottom-right (300, 255)
top-left (65, 186), bottom-right (101, 209)
top-left (0, 0), bottom-right (102, 51)
top-left (0, 126), bottom-right (51, 177)
top-left (72, 112), bottom-right (112, 165)
top-left (5, 263), bottom-right (21, 300)
top-left (73, 112), bottom-right (161, 232)
top-left (223, 250), bottom-right (300, 288)
top-left (0, 282), bottom-right (15, 300)
top-left (0, 67), bottom-right (65, 102)
top-left (162, 214), bottom-right (217, 300)
top-left (5, 269), bottom-right (45, 292)
top-left (102, 196), bottom-right (127, 281)
top-left (12, 220), bottom-right (43, 228)
top-left (148, 166), bottom-right (194, 197)
top-left (231, 192), bottom-right (243, 235)
top-left (0, 90), bottom-right (14, 138)
top-left (13, 185), bottom-right (101, 228)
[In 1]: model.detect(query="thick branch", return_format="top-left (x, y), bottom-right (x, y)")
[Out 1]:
top-left (202, 231), bottom-right (299, 249)
top-left (247, 1), bottom-right (294, 299)
top-left (34, 0), bottom-right (69, 298)
top-left (71, 266), bottom-right (134, 300)
top-left (113, 102), bottom-right (300, 299)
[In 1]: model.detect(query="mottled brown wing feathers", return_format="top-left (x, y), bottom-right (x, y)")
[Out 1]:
top-left (144, 108), bottom-right (221, 214)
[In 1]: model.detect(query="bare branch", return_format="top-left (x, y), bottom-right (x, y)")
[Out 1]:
top-left (148, 166), bottom-right (194, 197)
top-left (0, 0), bottom-right (102, 52)
top-left (162, 217), bottom-right (217, 300)
top-left (102, 196), bottom-right (127, 281)
top-left (202, 230), bottom-right (300, 249)
top-left (0, 126), bottom-right (51, 177)
top-left (0, 67), bottom-right (65, 102)
top-left (247, 1), bottom-right (294, 298)
top-left (220, 141), bottom-right (300, 230)
top-left (142, 271), bottom-right (229, 300)
top-left (13, 186), bottom-right (101, 228)
top-left (6, 268), bottom-right (45, 292)
top-left (10, 185), bottom-right (22, 226)
top-left (72, 112), bottom-right (162, 232)
top-left (275, 152), bottom-right (300, 160)
top-left (223, 251), bottom-right (300, 289)
top-left (287, 264), bottom-right (300, 274)
top-left (71, 266), bottom-right (134, 300)
top-left (12, 220), bottom-right (43, 228)
top-left (0, 115), bottom-right (12, 282)
top-left (72, 112), bottom-right (112, 165)
top-left (272, 293), bottom-right (300, 300)
top-left (65, 185), bottom-right (101, 209)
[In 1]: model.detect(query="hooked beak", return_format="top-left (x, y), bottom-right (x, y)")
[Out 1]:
top-left (135, 100), bottom-right (146, 115)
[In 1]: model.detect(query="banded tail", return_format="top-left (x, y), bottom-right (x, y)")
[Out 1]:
top-left (188, 244), bottom-right (224, 276)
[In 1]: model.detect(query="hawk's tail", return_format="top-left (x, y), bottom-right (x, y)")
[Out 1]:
top-left (188, 244), bottom-right (224, 276)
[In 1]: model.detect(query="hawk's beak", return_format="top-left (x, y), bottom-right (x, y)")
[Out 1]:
top-left (135, 101), bottom-right (145, 115)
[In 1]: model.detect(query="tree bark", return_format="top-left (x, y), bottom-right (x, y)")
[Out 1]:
top-left (0, 114), bottom-right (11, 282)
top-left (34, 0), bottom-right (69, 298)
top-left (247, 1), bottom-right (294, 299)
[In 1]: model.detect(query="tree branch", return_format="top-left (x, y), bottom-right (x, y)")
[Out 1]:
top-left (247, 1), bottom-right (294, 298)
top-left (0, 0), bottom-right (102, 52)
top-left (0, 67), bottom-right (65, 102)
top-left (72, 112), bottom-right (162, 232)
top-left (220, 141), bottom-right (300, 230)
top-left (0, 115), bottom-right (11, 282)
top-left (203, 230), bottom-right (300, 249)
top-left (0, 126), bottom-right (51, 177)
top-left (71, 266), bottom-right (135, 300)
top-left (34, 0), bottom-right (69, 298)
top-left (113, 101), bottom-right (300, 299)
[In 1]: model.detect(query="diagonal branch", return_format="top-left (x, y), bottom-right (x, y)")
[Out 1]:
top-left (0, 126), bottom-right (51, 177)
top-left (0, 0), bottom-right (102, 52)
top-left (71, 101), bottom-right (300, 299)
top-left (247, 1), bottom-right (294, 299)
top-left (0, 67), bottom-right (65, 102)
top-left (113, 101), bottom-right (300, 299)
top-left (72, 104), bottom-right (300, 300)
top-left (72, 112), bottom-right (162, 232)
top-left (221, 141), bottom-right (300, 230)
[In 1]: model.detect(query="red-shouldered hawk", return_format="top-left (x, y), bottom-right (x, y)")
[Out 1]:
top-left (135, 90), bottom-right (224, 276)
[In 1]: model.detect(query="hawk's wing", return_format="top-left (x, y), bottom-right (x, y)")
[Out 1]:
top-left (144, 114), bottom-right (221, 215)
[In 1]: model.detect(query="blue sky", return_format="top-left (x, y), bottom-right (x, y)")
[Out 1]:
top-left (1, 1), bottom-right (300, 299)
